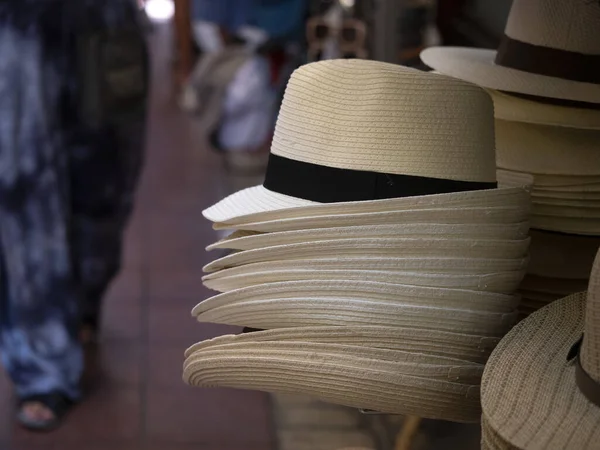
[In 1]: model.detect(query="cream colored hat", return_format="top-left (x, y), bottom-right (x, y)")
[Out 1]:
top-left (183, 340), bottom-right (482, 422)
top-left (192, 297), bottom-right (517, 337)
top-left (421, 0), bottom-right (600, 103)
top-left (203, 268), bottom-right (525, 294)
top-left (183, 325), bottom-right (499, 363)
top-left (193, 280), bottom-right (520, 315)
top-left (212, 205), bottom-right (530, 232)
top-left (495, 120), bottom-right (600, 176)
top-left (203, 237), bottom-right (530, 272)
top-left (480, 248), bottom-right (600, 449)
top-left (202, 58), bottom-right (509, 226)
top-left (527, 230), bottom-right (600, 280)
top-left (208, 222), bottom-right (530, 252)
top-left (487, 89), bottom-right (600, 130)
top-left (202, 257), bottom-right (529, 279)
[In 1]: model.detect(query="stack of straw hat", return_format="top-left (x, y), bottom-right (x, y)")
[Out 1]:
top-left (183, 59), bottom-right (532, 423)
top-left (421, 0), bottom-right (600, 318)
top-left (480, 249), bottom-right (600, 450)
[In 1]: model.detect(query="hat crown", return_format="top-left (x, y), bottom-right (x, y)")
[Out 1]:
top-left (582, 250), bottom-right (600, 382)
top-left (270, 59), bottom-right (497, 183)
top-left (505, 0), bottom-right (600, 54)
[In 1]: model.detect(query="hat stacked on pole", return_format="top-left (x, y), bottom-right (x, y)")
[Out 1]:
top-left (480, 248), bottom-right (600, 450)
top-left (421, 0), bottom-right (600, 318)
top-left (183, 59), bottom-right (532, 423)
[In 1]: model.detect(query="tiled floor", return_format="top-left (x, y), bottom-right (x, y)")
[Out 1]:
top-left (0, 23), bottom-right (275, 450)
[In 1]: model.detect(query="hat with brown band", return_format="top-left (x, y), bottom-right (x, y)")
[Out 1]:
top-left (421, 0), bottom-right (600, 105)
top-left (480, 248), bottom-right (600, 449)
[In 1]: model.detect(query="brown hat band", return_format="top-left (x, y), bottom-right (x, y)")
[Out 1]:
top-left (495, 35), bottom-right (600, 84)
top-left (576, 353), bottom-right (600, 408)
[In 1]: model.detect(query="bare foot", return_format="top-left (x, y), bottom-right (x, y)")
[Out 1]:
top-left (19, 402), bottom-right (56, 423)
top-left (80, 325), bottom-right (98, 345)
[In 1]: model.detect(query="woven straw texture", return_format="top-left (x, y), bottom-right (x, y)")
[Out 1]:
top-left (204, 184), bottom-right (528, 226)
top-left (184, 325), bottom-right (499, 363)
top-left (481, 292), bottom-right (600, 449)
top-left (183, 340), bottom-right (482, 422)
top-left (420, 0), bottom-right (600, 103)
top-left (193, 297), bottom-right (517, 337)
top-left (495, 120), bottom-right (600, 176)
top-left (203, 268), bottom-right (525, 294)
top-left (193, 280), bottom-right (519, 315)
top-left (203, 237), bottom-right (530, 272)
top-left (504, 0), bottom-right (600, 53)
top-left (270, 59), bottom-right (495, 181)
top-left (211, 206), bottom-right (530, 233)
top-left (208, 222), bottom-right (529, 251)
top-left (582, 252), bottom-right (600, 382)
top-left (202, 257), bottom-right (529, 278)
top-left (487, 89), bottom-right (600, 130)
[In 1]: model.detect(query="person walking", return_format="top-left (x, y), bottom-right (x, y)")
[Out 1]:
top-left (0, 0), bottom-right (148, 431)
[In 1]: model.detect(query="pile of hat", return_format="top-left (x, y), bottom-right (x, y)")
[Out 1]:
top-left (182, 59), bottom-right (532, 423)
top-left (479, 248), bottom-right (600, 450)
top-left (421, 0), bottom-right (600, 319)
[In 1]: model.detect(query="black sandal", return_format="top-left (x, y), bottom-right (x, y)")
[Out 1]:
top-left (80, 315), bottom-right (100, 345)
top-left (17, 391), bottom-right (74, 432)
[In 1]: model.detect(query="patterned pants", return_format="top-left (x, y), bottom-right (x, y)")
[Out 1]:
top-left (0, 0), bottom-right (146, 401)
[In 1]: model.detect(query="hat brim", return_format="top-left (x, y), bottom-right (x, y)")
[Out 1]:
top-left (183, 344), bottom-right (482, 422)
top-left (203, 186), bottom-right (529, 227)
top-left (184, 325), bottom-right (500, 363)
top-left (487, 89), bottom-right (600, 130)
top-left (203, 268), bottom-right (525, 294)
top-left (202, 237), bottom-right (530, 273)
top-left (193, 297), bottom-right (517, 336)
top-left (208, 222), bottom-right (530, 251)
top-left (481, 292), bottom-right (600, 450)
top-left (194, 279), bottom-right (520, 316)
top-left (420, 47), bottom-right (600, 104)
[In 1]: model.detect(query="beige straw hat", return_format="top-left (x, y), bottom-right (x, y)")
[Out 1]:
top-left (495, 120), bottom-right (600, 176)
top-left (527, 230), bottom-right (600, 280)
top-left (193, 280), bottom-right (520, 315)
top-left (208, 222), bottom-right (530, 252)
top-left (203, 268), bottom-right (525, 294)
top-left (184, 325), bottom-right (500, 363)
top-left (212, 205), bottom-right (530, 232)
top-left (201, 58), bottom-right (514, 226)
top-left (480, 250), bottom-right (600, 449)
top-left (203, 237), bottom-right (530, 272)
top-left (420, 0), bottom-right (600, 103)
top-left (201, 257), bottom-right (529, 278)
top-left (486, 89), bottom-right (600, 130)
top-left (183, 340), bottom-right (482, 422)
top-left (192, 297), bottom-right (517, 337)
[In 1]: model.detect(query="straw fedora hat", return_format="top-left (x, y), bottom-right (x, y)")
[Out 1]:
top-left (480, 246), bottom-right (600, 449)
top-left (203, 237), bottom-right (530, 272)
top-left (193, 280), bottom-right (520, 315)
top-left (184, 325), bottom-right (500, 363)
top-left (203, 268), bottom-right (525, 294)
top-left (420, 0), bottom-right (600, 104)
top-left (202, 58), bottom-right (508, 226)
top-left (486, 89), bottom-right (600, 130)
top-left (202, 257), bottom-right (529, 279)
top-left (183, 340), bottom-right (483, 422)
top-left (494, 120), bottom-right (600, 176)
top-left (212, 205), bottom-right (530, 232)
top-left (527, 230), bottom-right (600, 280)
top-left (208, 222), bottom-right (530, 252)
top-left (192, 297), bottom-right (518, 337)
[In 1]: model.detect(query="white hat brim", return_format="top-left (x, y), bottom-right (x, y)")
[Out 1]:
top-left (420, 47), bottom-right (600, 104)
top-left (203, 186), bottom-right (529, 226)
